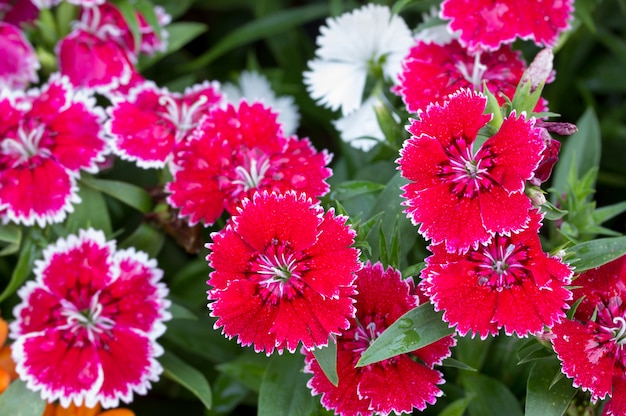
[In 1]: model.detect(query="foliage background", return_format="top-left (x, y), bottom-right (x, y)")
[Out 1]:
top-left (1, 0), bottom-right (626, 415)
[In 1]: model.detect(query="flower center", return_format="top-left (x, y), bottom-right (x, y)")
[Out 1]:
top-left (472, 237), bottom-right (528, 290)
top-left (60, 292), bottom-right (115, 343)
top-left (252, 245), bottom-right (304, 301)
top-left (1, 124), bottom-right (51, 168)
top-left (158, 94), bottom-right (208, 141)
top-left (442, 138), bottom-right (490, 197)
top-left (351, 321), bottom-right (380, 354)
top-left (231, 149), bottom-right (272, 192)
top-left (602, 316), bottom-right (626, 346)
top-left (456, 52), bottom-right (487, 89)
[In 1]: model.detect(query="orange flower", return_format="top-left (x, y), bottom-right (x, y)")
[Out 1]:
top-left (42, 403), bottom-right (135, 416)
top-left (0, 316), bottom-right (17, 394)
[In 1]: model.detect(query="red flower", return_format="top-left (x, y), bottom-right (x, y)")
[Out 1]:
top-left (551, 255), bottom-right (626, 415)
top-left (106, 80), bottom-right (222, 169)
top-left (207, 191), bottom-right (360, 354)
top-left (440, 0), bottom-right (574, 54)
top-left (0, 22), bottom-right (40, 90)
top-left (393, 40), bottom-right (534, 114)
top-left (167, 101), bottom-right (331, 226)
top-left (421, 211), bottom-right (572, 338)
top-left (397, 88), bottom-right (545, 253)
top-left (0, 74), bottom-right (107, 227)
top-left (304, 262), bottom-right (455, 416)
top-left (9, 228), bottom-right (171, 408)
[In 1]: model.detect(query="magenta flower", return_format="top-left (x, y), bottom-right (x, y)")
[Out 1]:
top-left (397, 88), bottom-right (545, 253)
top-left (421, 211), bottom-right (572, 338)
top-left (207, 191), bottom-right (360, 354)
top-left (393, 39), bottom-right (531, 114)
top-left (0, 0), bottom-right (38, 26)
top-left (440, 0), bottom-right (574, 54)
top-left (9, 228), bottom-right (171, 408)
top-left (167, 101), bottom-right (332, 226)
top-left (551, 255), bottom-right (626, 415)
top-left (0, 22), bottom-right (40, 90)
top-left (106, 80), bottom-right (223, 169)
top-left (304, 262), bottom-right (455, 416)
top-left (0, 74), bottom-right (107, 227)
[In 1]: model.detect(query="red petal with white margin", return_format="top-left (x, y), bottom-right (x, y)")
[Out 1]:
top-left (305, 350), bottom-right (372, 416)
top-left (359, 356), bottom-right (444, 413)
top-left (398, 134), bottom-right (448, 193)
top-left (96, 327), bottom-right (162, 408)
top-left (478, 113), bottom-right (544, 192)
top-left (424, 257), bottom-right (500, 338)
top-left (552, 318), bottom-right (615, 401)
top-left (100, 248), bottom-right (169, 337)
top-left (57, 29), bottom-right (133, 92)
top-left (0, 22), bottom-right (39, 90)
top-left (0, 159), bottom-right (78, 227)
top-left (604, 375), bottom-right (626, 416)
top-left (233, 192), bottom-right (321, 253)
top-left (11, 284), bottom-right (66, 335)
top-left (406, 89), bottom-right (491, 150)
top-left (12, 328), bottom-right (104, 408)
top-left (477, 186), bottom-right (532, 236)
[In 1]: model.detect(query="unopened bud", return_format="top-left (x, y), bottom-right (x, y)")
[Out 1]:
top-left (526, 186), bottom-right (546, 207)
top-left (522, 49), bottom-right (554, 92)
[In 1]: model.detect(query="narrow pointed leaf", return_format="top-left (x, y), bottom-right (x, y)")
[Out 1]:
top-left (525, 358), bottom-right (576, 416)
top-left (160, 350), bottom-right (212, 410)
top-left (311, 336), bottom-right (338, 386)
top-left (565, 236), bottom-right (626, 271)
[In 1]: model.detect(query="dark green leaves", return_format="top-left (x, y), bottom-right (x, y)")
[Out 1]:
top-left (565, 236), bottom-right (626, 271)
top-left (357, 302), bottom-right (454, 367)
top-left (160, 350), bottom-right (213, 410)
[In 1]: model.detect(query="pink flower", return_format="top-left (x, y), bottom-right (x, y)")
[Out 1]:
top-left (0, 22), bottom-right (39, 90)
top-left (9, 228), bottom-right (171, 408)
top-left (421, 211), bottom-right (572, 338)
top-left (207, 191), bottom-right (360, 354)
top-left (167, 101), bottom-right (332, 226)
top-left (397, 88), bottom-right (545, 253)
top-left (304, 262), bottom-right (455, 416)
top-left (393, 40), bottom-right (530, 114)
top-left (0, 0), bottom-right (38, 26)
top-left (440, 0), bottom-right (574, 54)
top-left (551, 255), bottom-right (626, 415)
top-left (106, 80), bottom-right (223, 169)
top-left (0, 74), bottom-right (107, 227)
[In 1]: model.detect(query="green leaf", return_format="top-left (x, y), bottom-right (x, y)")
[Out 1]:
top-left (540, 200), bottom-right (568, 221)
top-left (357, 302), bottom-right (454, 367)
top-left (440, 396), bottom-right (474, 416)
top-left (0, 224), bottom-right (21, 256)
top-left (216, 352), bottom-right (269, 392)
top-left (184, 4), bottom-right (329, 70)
top-left (112, 0), bottom-right (141, 55)
top-left (592, 201), bottom-right (626, 225)
top-left (80, 175), bottom-right (153, 213)
top-left (0, 380), bottom-right (47, 416)
top-left (311, 336), bottom-right (338, 387)
top-left (139, 22), bottom-right (208, 69)
top-left (328, 181), bottom-right (385, 201)
top-left (441, 357), bottom-right (478, 372)
top-left (159, 350), bottom-right (213, 410)
top-left (0, 236), bottom-right (39, 303)
top-left (258, 353), bottom-right (316, 416)
top-left (551, 108), bottom-right (601, 200)
top-left (525, 357), bottom-right (576, 416)
top-left (168, 300), bottom-right (198, 320)
top-left (66, 184), bottom-right (112, 236)
top-left (462, 373), bottom-right (524, 416)
top-left (565, 236), bottom-right (626, 271)
top-left (120, 223), bottom-right (165, 258)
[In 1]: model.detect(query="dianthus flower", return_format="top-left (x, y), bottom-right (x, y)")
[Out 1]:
top-left (393, 40), bottom-right (532, 114)
top-left (0, 22), bottom-right (39, 90)
top-left (207, 191), bottom-right (360, 354)
top-left (106, 80), bottom-right (222, 169)
top-left (421, 211), bottom-right (572, 338)
top-left (0, 0), bottom-right (38, 26)
top-left (333, 96), bottom-right (389, 152)
top-left (167, 101), bottom-right (331, 226)
top-left (222, 70), bottom-right (300, 136)
top-left (0, 74), bottom-right (107, 227)
top-left (551, 255), bottom-right (626, 415)
top-left (440, 0), bottom-right (574, 54)
top-left (304, 4), bottom-right (412, 116)
top-left (304, 261), bottom-right (455, 416)
top-left (397, 88), bottom-right (545, 253)
top-left (9, 228), bottom-right (171, 408)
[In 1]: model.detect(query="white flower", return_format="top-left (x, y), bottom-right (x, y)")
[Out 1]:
top-left (334, 96), bottom-right (394, 152)
top-left (304, 4), bottom-right (412, 116)
top-left (222, 70), bottom-right (300, 136)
